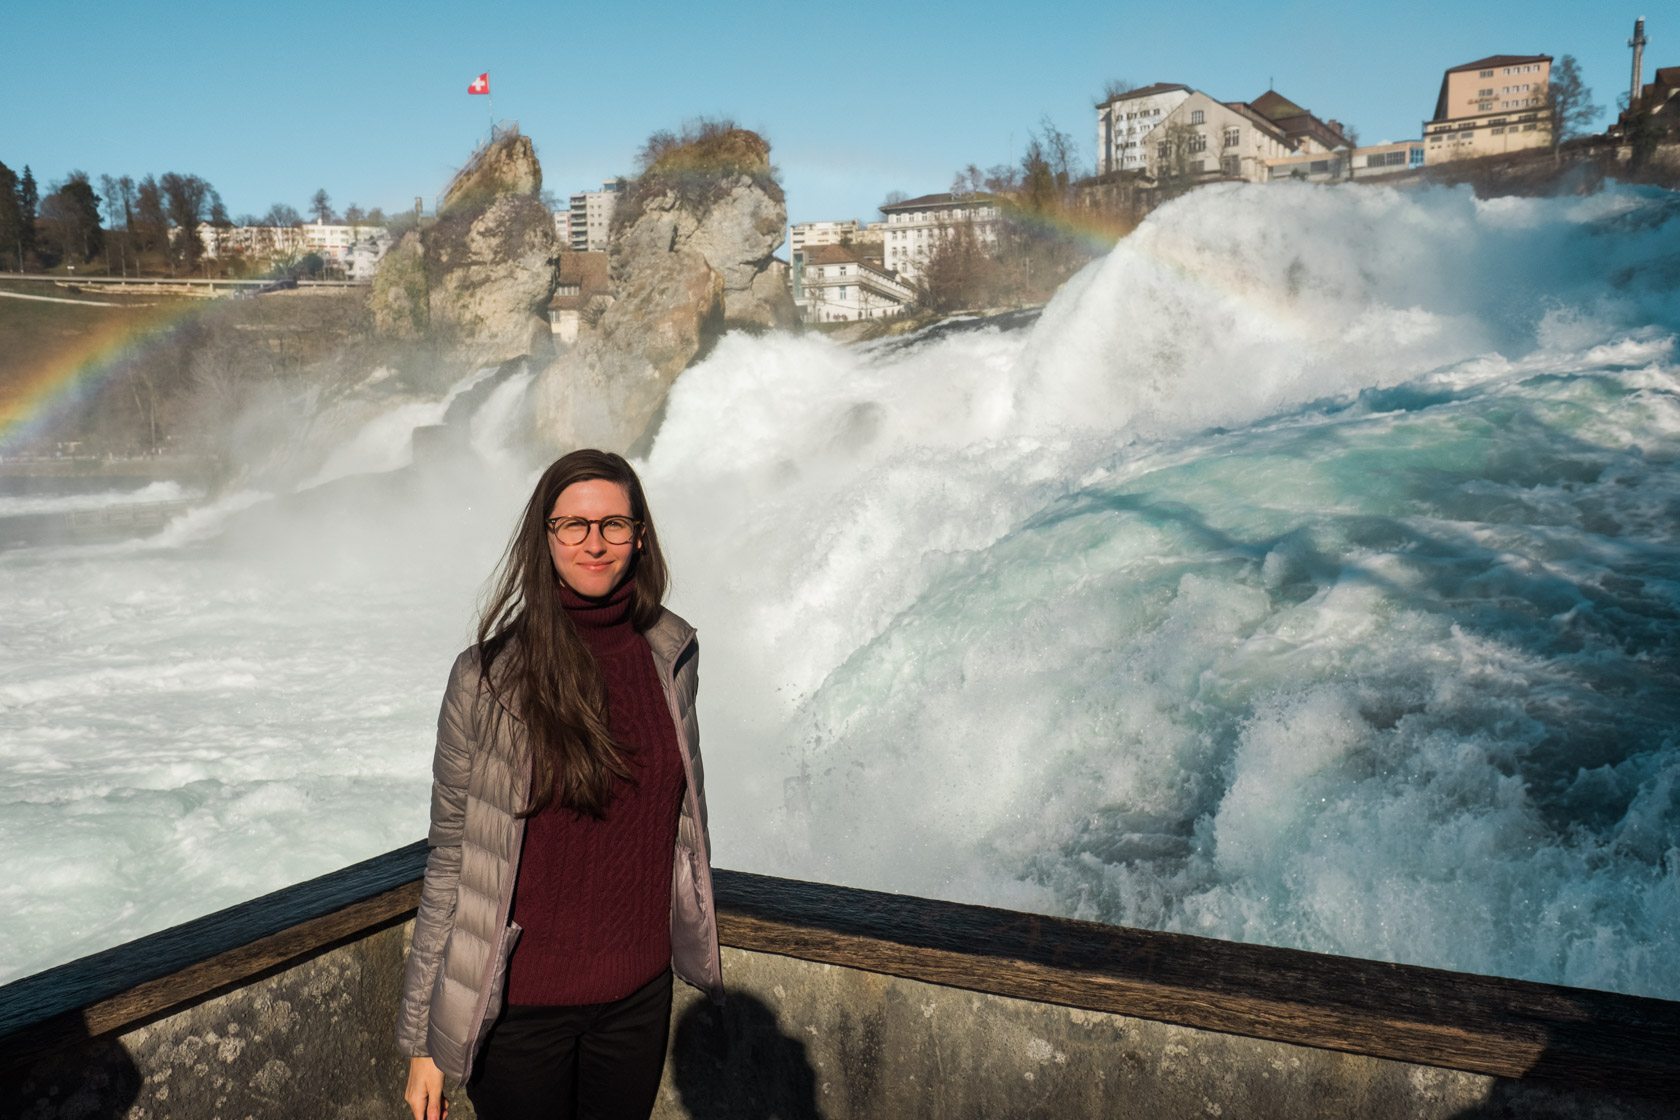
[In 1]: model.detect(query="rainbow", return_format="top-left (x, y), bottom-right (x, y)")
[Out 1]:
top-left (0, 296), bottom-right (205, 455)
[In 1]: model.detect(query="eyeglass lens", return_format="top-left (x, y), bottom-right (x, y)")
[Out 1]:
top-left (550, 517), bottom-right (636, 545)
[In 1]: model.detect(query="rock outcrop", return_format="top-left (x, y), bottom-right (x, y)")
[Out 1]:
top-left (537, 127), bottom-right (793, 451)
top-left (440, 132), bottom-right (543, 215)
top-left (369, 130), bottom-right (560, 366)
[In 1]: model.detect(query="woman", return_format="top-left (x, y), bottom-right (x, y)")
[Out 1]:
top-left (399, 449), bottom-right (722, 1120)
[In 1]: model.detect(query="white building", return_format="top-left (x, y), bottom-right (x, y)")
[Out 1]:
top-left (1265, 140), bottom-right (1426, 182)
top-left (569, 179), bottom-right (627, 252)
top-left (1150, 93), bottom-right (1296, 183)
top-left (342, 229), bottom-right (392, 280)
top-left (879, 192), bottom-right (1002, 282)
top-left (1096, 83), bottom-right (1193, 174)
top-left (197, 224), bottom-right (305, 260)
top-left (552, 208), bottom-right (572, 246)
top-left (790, 220), bottom-right (858, 253)
top-left (796, 243), bottom-right (914, 323)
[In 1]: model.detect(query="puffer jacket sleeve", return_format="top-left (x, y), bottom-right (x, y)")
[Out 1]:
top-left (396, 648), bottom-right (480, 1057)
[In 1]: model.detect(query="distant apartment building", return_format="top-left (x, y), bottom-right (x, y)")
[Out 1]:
top-left (552, 208), bottom-right (572, 246)
top-left (569, 179), bottom-right (627, 252)
top-left (1097, 83), bottom-right (1193, 174)
top-left (879, 192), bottom-right (1002, 281)
top-left (1424, 54), bottom-right (1552, 163)
top-left (1265, 140), bottom-right (1426, 182)
top-left (197, 224), bottom-right (304, 260)
top-left (790, 220), bottom-right (858, 253)
top-left (1148, 93), bottom-right (1296, 183)
top-left (197, 221), bottom-right (387, 276)
top-left (796, 243), bottom-right (914, 323)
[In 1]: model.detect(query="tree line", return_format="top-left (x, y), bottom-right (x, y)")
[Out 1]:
top-left (0, 161), bottom-right (386, 278)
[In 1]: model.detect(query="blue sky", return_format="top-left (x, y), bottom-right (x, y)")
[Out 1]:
top-left (2, 1), bottom-right (1647, 230)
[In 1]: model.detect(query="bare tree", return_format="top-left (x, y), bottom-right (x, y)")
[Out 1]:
top-left (1099, 78), bottom-right (1136, 104)
top-left (1543, 55), bottom-right (1601, 163)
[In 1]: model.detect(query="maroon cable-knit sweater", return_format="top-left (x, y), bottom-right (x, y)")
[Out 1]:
top-left (505, 581), bottom-right (686, 1006)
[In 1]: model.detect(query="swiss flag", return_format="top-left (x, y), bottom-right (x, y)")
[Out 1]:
top-left (468, 73), bottom-right (489, 95)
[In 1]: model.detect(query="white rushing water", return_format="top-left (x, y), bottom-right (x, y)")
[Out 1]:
top-left (2, 183), bottom-right (1678, 998)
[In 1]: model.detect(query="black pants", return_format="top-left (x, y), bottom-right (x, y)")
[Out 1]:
top-left (468, 969), bottom-right (674, 1120)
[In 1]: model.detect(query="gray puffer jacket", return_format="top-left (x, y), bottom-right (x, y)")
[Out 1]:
top-left (396, 610), bottom-right (723, 1081)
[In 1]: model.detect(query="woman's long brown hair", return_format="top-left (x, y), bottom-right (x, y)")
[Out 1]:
top-left (476, 450), bottom-right (669, 818)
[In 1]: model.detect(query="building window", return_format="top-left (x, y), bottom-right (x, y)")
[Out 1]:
top-left (1190, 109), bottom-right (1205, 124)
top-left (1478, 88), bottom-right (1493, 97)
top-left (1220, 155), bottom-right (1240, 175)
top-left (1190, 159), bottom-right (1204, 172)
top-left (1410, 147), bottom-right (1425, 165)
top-left (1159, 141), bottom-right (1172, 159)
top-left (1479, 70), bottom-right (1493, 78)
top-left (838, 286), bottom-right (847, 298)
top-left (1189, 133), bottom-right (1207, 153)
top-left (1310, 160), bottom-right (1329, 174)
top-left (1224, 127), bottom-right (1240, 147)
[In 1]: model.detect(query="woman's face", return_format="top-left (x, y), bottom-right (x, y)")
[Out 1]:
top-left (547, 479), bottom-right (637, 598)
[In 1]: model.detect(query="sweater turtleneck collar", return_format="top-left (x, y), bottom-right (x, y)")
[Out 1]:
top-left (559, 577), bottom-right (636, 643)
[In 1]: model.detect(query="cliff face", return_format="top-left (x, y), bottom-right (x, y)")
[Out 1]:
top-left (369, 132), bottom-right (560, 366)
top-left (537, 128), bottom-right (793, 452)
top-left (440, 132), bottom-right (543, 215)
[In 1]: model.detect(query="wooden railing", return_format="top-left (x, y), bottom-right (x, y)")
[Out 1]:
top-left (2, 843), bottom-right (1676, 1097)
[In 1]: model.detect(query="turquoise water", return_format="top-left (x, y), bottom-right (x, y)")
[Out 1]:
top-left (2, 182), bottom-right (1676, 998)
top-left (647, 183), bottom-right (1680, 998)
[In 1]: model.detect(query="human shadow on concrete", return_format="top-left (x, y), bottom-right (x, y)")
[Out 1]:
top-left (669, 993), bottom-right (820, 1119)
top-left (0, 1017), bottom-right (142, 1120)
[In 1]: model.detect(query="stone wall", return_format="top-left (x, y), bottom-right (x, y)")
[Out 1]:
top-left (8, 933), bottom-right (1675, 1120)
top-left (6, 923), bottom-right (413, 1120)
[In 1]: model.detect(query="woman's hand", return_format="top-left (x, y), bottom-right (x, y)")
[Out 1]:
top-left (405, 1056), bottom-right (449, 1120)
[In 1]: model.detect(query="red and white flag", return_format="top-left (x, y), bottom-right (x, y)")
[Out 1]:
top-left (468, 73), bottom-right (490, 95)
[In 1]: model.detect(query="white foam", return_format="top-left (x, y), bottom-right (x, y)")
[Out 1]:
top-left (4, 184), bottom-right (1680, 999)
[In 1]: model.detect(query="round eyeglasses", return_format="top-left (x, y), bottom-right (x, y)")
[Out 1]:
top-left (545, 515), bottom-right (640, 546)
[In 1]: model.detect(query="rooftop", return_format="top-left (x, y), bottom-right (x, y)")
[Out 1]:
top-left (1098, 82), bottom-right (1191, 107)
top-left (1444, 54), bottom-right (1551, 75)
top-left (880, 191), bottom-right (1001, 212)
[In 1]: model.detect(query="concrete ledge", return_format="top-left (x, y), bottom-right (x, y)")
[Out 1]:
top-left (2, 844), bottom-right (1676, 1119)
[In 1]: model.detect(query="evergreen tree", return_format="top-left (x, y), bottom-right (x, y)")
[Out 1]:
top-left (18, 166), bottom-right (39, 267)
top-left (58, 172), bottom-right (104, 263)
top-left (0, 160), bottom-right (22, 270)
top-left (135, 175), bottom-right (168, 264)
top-left (309, 188), bottom-right (334, 223)
top-left (159, 172), bottom-right (212, 274)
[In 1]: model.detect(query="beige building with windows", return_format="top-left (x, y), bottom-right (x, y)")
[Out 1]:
top-left (569, 179), bottom-right (627, 252)
top-left (1265, 140), bottom-right (1426, 182)
top-left (1424, 54), bottom-right (1552, 163)
top-left (1096, 83), bottom-right (1193, 174)
top-left (790, 220), bottom-right (858, 253)
top-left (795, 243), bottom-right (914, 323)
top-left (879, 192), bottom-right (1001, 281)
top-left (1149, 93), bottom-right (1295, 183)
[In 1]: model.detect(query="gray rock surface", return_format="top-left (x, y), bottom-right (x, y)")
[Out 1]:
top-left (537, 129), bottom-right (793, 452)
top-left (424, 193), bottom-right (560, 365)
top-left (369, 133), bottom-right (560, 368)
